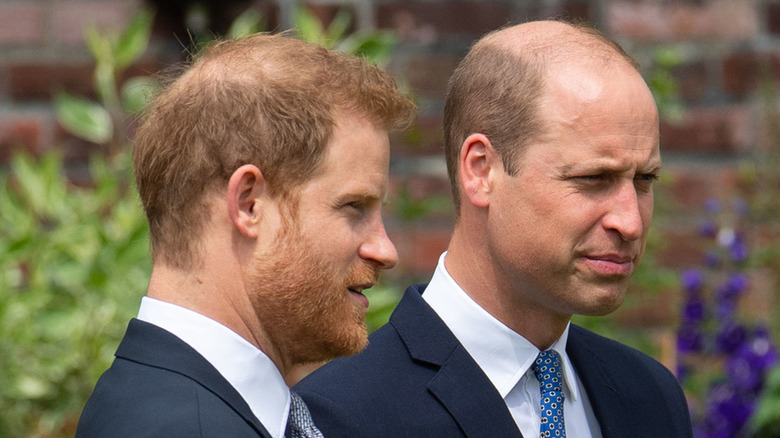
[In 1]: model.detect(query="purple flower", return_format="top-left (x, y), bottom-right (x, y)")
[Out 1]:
top-left (681, 269), bottom-right (704, 293)
top-left (745, 327), bottom-right (779, 370)
top-left (683, 295), bottom-right (705, 322)
top-left (717, 273), bottom-right (749, 301)
top-left (728, 239), bottom-right (748, 264)
top-left (699, 220), bottom-right (718, 238)
top-left (715, 298), bottom-right (735, 319)
top-left (702, 383), bottom-right (754, 437)
top-left (726, 329), bottom-right (779, 393)
top-left (715, 320), bottom-right (746, 354)
top-left (704, 198), bottom-right (721, 213)
top-left (677, 323), bottom-right (703, 353)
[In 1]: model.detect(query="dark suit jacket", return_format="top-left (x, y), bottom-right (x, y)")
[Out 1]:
top-left (295, 284), bottom-right (693, 437)
top-left (75, 319), bottom-right (272, 438)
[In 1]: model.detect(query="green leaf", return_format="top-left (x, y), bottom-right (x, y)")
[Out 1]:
top-left (121, 76), bottom-right (156, 114)
top-left (228, 8), bottom-right (264, 39)
top-left (325, 9), bottom-right (353, 45)
top-left (54, 93), bottom-right (113, 144)
top-left (10, 151), bottom-right (53, 216)
top-left (84, 26), bottom-right (113, 67)
top-left (115, 9), bottom-right (154, 70)
top-left (336, 31), bottom-right (396, 66)
top-left (94, 61), bottom-right (119, 110)
top-left (294, 7), bottom-right (326, 47)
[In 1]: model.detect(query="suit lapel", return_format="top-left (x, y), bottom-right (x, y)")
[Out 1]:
top-left (391, 285), bottom-right (523, 438)
top-left (567, 325), bottom-right (627, 437)
top-left (116, 319), bottom-right (273, 438)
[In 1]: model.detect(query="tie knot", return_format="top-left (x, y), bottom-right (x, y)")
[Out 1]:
top-left (286, 391), bottom-right (324, 438)
top-left (532, 350), bottom-right (563, 387)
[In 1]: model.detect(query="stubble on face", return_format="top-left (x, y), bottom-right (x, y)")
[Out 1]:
top-left (246, 212), bottom-right (380, 369)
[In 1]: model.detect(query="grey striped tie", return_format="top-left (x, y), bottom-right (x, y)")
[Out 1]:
top-left (285, 391), bottom-right (324, 438)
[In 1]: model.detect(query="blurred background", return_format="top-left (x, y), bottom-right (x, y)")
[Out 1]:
top-left (1, 0), bottom-right (780, 436)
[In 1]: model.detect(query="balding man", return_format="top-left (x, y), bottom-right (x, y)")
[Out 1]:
top-left (75, 33), bottom-right (415, 438)
top-left (295, 20), bottom-right (693, 438)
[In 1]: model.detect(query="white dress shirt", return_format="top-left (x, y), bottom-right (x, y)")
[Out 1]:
top-left (422, 252), bottom-right (603, 437)
top-left (138, 297), bottom-right (290, 438)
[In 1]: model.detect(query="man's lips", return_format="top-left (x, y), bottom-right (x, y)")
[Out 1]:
top-left (582, 254), bottom-right (635, 276)
top-left (348, 284), bottom-right (374, 308)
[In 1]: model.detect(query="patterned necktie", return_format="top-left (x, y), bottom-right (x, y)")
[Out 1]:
top-left (285, 391), bottom-right (324, 438)
top-left (532, 350), bottom-right (566, 438)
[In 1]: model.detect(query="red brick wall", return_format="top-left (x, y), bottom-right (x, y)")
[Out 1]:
top-left (2, 0), bottom-right (778, 316)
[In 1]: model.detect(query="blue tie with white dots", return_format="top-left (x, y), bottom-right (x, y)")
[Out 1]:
top-left (532, 350), bottom-right (566, 438)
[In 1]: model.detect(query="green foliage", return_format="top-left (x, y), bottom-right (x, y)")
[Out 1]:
top-left (294, 7), bottom-right (397, 66)
top-left (54, 93), bottom-right (113, 144)
top-left (228, 7), bottom-right (398, 66)
top-left (0, 150), bottom-right (149, 437)
top-left (57, 8), bottom-right (155, 149)
top-left (647, 47), bottom-right (685, 123)
top-left (364, 285), bottom-right (403, 333)
top-left (227, 8), bottom-right (265, 39)
top-left (753, 365), bottom-right (780, 437)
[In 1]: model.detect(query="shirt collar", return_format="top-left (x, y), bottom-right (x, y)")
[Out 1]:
top-left (422, 252), bottom-right (580, 401)
top-left (138, 296), bottom-right (290, 438)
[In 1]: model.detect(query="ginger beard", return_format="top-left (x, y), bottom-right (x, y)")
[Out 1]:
top-left (246, 213), bottom-right (380, 367)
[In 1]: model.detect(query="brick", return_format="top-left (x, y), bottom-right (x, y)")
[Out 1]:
top-left (376, 2), bottom-right (512, 41)
top-left (389, 227), bottom-right (451, 276)
top-left (659, 163), bottom-right (741, 215)
top-left (9, 63), bottom-right (95, 101)
top-left (526, 0), bottom-right (592, 23)
top-left (404, 54), bottom-right (459, 98)
top-left (739, 268), bottom-right (775, 323)
top-left (722, 51), bottom-right (780, 98)
top-left (0, 65), bottom-right (9, 99)
top-left (660, 105), bottom-right (754, 154)
top-left (608, 0), bottom-right (758, 42)
top-left (54, 124), bottom-right (99, 165)
top-left (722, 51), bottom-right (761, 97)
top-left (0, 2), bottom-right (45, 45)
top-left (617, 288), bottom-right (678, 328)
top-left (0, 115), bottom-right (52, 162)
top-left (672, 60), bottom-right (708, 102)
top-left (655, 226), bottom-right (712, 269)
top-left (392, 115), bottom-right (445, 156)
top-left (767, 2), bottom-right (780, 35)
top-left (52, 0), bottom-right (141, 45)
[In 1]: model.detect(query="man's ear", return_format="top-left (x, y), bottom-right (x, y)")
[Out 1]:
top-left (459, 133), bottom-right (500, 209)
top-left (227, 164), bottom-right (265, 239)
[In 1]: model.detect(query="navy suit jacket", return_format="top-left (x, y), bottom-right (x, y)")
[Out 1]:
top-left (295, 284), bottom-right (693, 437)
top-left (75, 319), bottom-right (272, 437)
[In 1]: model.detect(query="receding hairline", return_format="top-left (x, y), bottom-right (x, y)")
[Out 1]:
top-left (177, 35), bottom-right (296, 92)
top-left (475, 20), bottom-right (640, 73)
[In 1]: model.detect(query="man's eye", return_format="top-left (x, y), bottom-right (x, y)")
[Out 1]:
top-left (576, 174), bottom-right (606, 181)
top-left (636, 174), bottom-right (660, 183)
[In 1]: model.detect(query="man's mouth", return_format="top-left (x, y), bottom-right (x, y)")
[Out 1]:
top-left (348, 284), bottom-right (374, 295)
top-left (583, 254), bottom-right (634, 276)
top-left (348, 284), bottom-right (374, 308)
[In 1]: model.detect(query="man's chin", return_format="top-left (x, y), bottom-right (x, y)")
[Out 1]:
top-left (295, 324), bottom-right (369, 363)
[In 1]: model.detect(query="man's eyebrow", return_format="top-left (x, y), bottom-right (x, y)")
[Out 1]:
top-left (559, 158), bottom-right (662, 174)
top-left (336, 188), bottom-right (386, 203)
